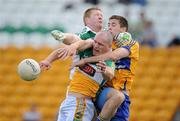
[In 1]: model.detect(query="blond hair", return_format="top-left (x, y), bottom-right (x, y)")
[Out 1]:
top-left (83, 7), bottom-right (102, 25)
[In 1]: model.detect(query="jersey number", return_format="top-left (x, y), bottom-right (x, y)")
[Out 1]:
top-left (79, 64), bottom-right (95, 77)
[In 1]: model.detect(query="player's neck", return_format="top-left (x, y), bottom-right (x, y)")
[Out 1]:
top-left (88, 25), bottom-right (102, 33)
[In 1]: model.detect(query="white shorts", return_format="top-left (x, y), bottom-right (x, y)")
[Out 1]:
top-left (57, 95), bottom-right (95, 121)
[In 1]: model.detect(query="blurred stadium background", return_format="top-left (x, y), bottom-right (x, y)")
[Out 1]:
top-left (0, 0), bottom-right (180, 121)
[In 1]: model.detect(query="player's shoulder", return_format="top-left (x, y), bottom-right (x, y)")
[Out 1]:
top-left (80, 27), bottom-right (92, 35)
top-left (131, 40), bottom-right (139, 49)
top-left (122, 39), bottom-right (139, 49)
top-left (79, 27), bottom-right (96, 40)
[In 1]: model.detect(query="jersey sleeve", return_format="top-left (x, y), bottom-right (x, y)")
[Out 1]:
top-left (79, 31), bottom-right (96, 40)
top-left (121, 40), bottom-right (138, 54)
top-left (77, 31), bottom-right (95, 59)
top-left (121, 45), bottom-right (131, 53)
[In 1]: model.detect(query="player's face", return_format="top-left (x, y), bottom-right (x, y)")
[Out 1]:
top-left (93, 36), bottom-right (110, 56)
top-left (87, 10), bottom-right (103, 29)
top-left (108, 19), bottom-right (126, 37)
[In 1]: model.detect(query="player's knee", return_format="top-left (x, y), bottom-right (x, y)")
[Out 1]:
top-left (116, 91), bottom-right (125, 103)
top-left (111, 90), bottom-right (125, 106)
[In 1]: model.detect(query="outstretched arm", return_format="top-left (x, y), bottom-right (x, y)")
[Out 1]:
top-left (51, 30), bottom-right (84, 45)
top-left (73, 48), bottom-right (130, 67)
top-left (40, 31), bottom-right (94, 69)
top-left (39, 48), bottom-right (65, 70)
top-left (52, 30), bottom-right (94, 59)
top-left (57, 39), bottom-right (94, 60)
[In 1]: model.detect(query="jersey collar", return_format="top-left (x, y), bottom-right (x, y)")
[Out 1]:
top-left (82, 26), bottom-right (97, 34)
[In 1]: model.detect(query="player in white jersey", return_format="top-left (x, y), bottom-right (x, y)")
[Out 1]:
top-left (41, 31), bottom-right (115, 121)
top-left (40, 7), bottom-right (103, 79)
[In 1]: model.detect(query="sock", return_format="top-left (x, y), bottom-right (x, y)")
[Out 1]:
top-left (96, 116), bottom-right (101, 121)
top-left (96, 114), bottom-right (109, 121)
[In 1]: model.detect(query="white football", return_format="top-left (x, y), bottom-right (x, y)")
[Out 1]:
top-left (17, 59), bottom-right (41, 81)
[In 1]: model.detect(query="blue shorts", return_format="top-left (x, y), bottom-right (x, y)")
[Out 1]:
top-left (96, 87), bottom-right (130, 121)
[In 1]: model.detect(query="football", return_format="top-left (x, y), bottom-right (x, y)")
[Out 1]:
top-left (17, 59), bottom-right (41, 81)
top-left (114, 32), bottom-right (132, 46)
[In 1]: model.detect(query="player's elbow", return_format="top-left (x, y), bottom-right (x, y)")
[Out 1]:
top-left (109, 74), bottom-right (114, 81)
top-left (106, 75), bottom-right (114, 81)
top-left (109, 71), bottom-right (114, 80)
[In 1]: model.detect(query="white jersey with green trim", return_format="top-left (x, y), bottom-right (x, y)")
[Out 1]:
top-left (69, 26), bottom-right (96, 80)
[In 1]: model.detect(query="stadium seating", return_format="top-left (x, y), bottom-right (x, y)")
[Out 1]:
top-left (0, 46), bottom-right (180, 121)
top-left (0, 0), bottom-right (180, 47)
top-left (0, 0), bottom-right (180, 120)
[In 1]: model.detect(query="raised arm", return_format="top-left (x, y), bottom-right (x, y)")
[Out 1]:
top-left (51, 30), bottom-right (84, 45)
top-left (51, 30), bottom-right (94, 58)
top-left (39, 48), bottom-right (62, 70)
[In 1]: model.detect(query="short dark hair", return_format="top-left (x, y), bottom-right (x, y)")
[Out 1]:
top-left (83, 7), bottom-right (102, 25)
top-left (109, 15), bottom-right (128, 31)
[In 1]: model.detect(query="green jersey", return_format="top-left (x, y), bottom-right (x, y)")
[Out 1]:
top-left (77, 27), bottom-right (115, 69)
top-left (70, 26), bottom-right (96, 80)
top-left (77, 26), bottom-right (96, 59)
top-left (71, 27), bottom-right (115, 85)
